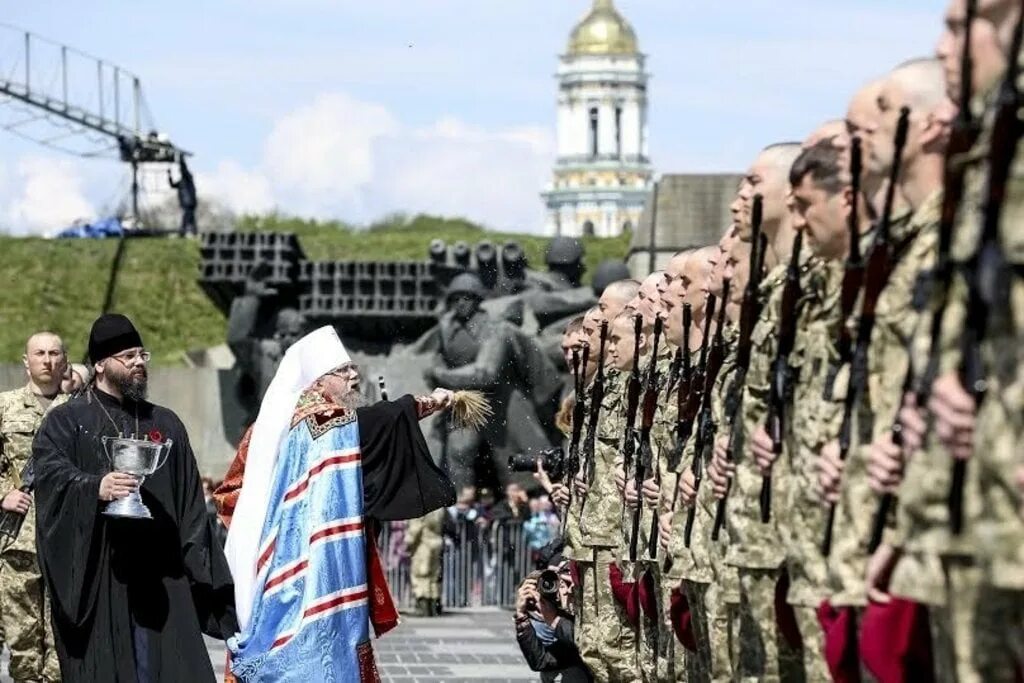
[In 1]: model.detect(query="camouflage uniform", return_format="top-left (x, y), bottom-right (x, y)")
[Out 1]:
top-left (695, 325), bottom-right (742, 683)
top-left (631, 349), bottom-right (676, 683)
top-left (927, 77), bottom-right (1024, 681)
top-left (782, 258), bottom-right (842, 682)
top-left (727, 264), bottom-right (802, 683)
top-left (0, 385), bottom-right (66, 683)
top-left (571, 370), bottom-right (637, 683)
top-left (406, 508), bottom-right (445, 605)
top-left (885, 187), bottom-right (986, 683)
top-left (826, 206), bottom-right (916, 610)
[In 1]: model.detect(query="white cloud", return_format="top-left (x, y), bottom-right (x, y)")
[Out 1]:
top-left (196, 160), bottom-right (275, 215)
top-left (199, 91), bottom-right (555, 232)
top-left (1, 157), bottom-right (96, 236)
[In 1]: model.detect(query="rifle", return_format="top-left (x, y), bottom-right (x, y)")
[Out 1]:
top-left (559, 346), bottom-right (587, 535)
top-left (684, 287), bottom-right (729, 548)
top-left (629, 315), bottom-right (663, 562)
top-left (949, 6), bottom-right (1024, 535)
top-left (822, 107), bottom-right (912, 556)
top-left (620, 316), bottom-right (645, 528)
top-left (661, 305), bottom-right (694, 572)
top-left (712, 200), bottom-right (768, 540)
top-left (0, 456), bottom-right (34, 549)
top-left (760, 226), bottom-right (804, 523)
top-left (868, 360), bottom-right (916, 553)
top-left (919, 0), bottom-right (981, 409)
top-left (666, 304), bottom-right (694, 476)
top-left (577, 323), bottom-right (608, 522)
top-left (824, 137), bottom-right (866, 400)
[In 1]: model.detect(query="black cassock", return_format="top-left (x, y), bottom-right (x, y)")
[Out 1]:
top-left (32, 389), bottom-right (237, 682)
top-left (356, 394), bottom-right (456, 520)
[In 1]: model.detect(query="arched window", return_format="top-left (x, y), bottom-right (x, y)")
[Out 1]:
top-left (582, 220), bottom-right (595, 237)
top-left (588, 107), bottom-right (599, 158)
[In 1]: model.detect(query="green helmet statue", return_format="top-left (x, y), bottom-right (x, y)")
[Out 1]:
top-left (545, 237), bottom-right (584, 266)
top-left (592, 260), bottom-right (632, 296)
top-left (446, 272), bottom-right (485, 301)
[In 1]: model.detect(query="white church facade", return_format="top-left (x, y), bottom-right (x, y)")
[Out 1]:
top-left (541, 0), bottom-right (654, 238)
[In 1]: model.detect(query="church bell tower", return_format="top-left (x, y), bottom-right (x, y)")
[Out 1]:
top-left (541, 0), bottom-right (653, 237)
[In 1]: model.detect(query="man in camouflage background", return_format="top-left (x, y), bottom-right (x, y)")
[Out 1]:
top-left (0, 332), bottom-right (69, 682)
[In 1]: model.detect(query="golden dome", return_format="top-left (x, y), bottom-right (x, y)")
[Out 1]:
top-left (567, 0), bottom-right (639, 56)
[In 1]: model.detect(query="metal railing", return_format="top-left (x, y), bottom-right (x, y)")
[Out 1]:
top-left (378, 519), bottom-right (536, 610)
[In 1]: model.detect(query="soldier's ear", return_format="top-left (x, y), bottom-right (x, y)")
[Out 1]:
top-left (919, 112), bottom-right (944, 151)
top-left (841, 187), bottom-right (856, 213)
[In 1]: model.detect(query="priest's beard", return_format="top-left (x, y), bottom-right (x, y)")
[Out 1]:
top-left (106, 363), bottom-right (148, 402)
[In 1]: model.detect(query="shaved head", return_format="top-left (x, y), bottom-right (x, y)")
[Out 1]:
top-left (26, 332), bottom-right (64, 356)
top-left (803, 120), bottom-right (847, 149)
top-left (666, 250), bottom-right (693, 280)
top-left (599, 279), bottom-right (641, 322)
top-left (24, 331), bottom-right (67, 393)
top-left (888, 58), bottom-right (948, 112)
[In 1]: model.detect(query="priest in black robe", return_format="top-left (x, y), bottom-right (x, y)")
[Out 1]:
top-left (32, 314), bottom-right (237, 682)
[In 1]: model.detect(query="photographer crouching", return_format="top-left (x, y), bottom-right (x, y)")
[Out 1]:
top-left (513, 541), bottom-right (592, 682)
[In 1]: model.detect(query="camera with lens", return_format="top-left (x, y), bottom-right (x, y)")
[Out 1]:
top-left (537, 569), bottom-right (562, 606)
top-left (508, 447), bottom-right (565, 482)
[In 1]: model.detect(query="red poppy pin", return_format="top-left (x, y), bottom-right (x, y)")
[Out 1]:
top-left (148, 429), bottom-right (163, 444)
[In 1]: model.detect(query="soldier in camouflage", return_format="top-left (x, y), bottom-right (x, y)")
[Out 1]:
top-left (0, 332), bottom-right (69, 682)
top-left (718, 142), bottom-right (805, 683)
top-left (406, 507), bottom-right (446, 617)
top-left (897, 2), bottom-right (1024, 679)
top-left (781, 134), bottom-right (875, 682)
top-left (570, 306), bottom-right (636, 682)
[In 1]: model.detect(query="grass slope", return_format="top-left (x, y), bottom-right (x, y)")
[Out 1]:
top-left (0, 215), bottom-right (630, 364)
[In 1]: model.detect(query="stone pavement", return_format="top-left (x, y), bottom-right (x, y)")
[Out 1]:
top-left (0, 608), bottom-right (537, 681)
top-left (204, 607), bottom-right (536, 682)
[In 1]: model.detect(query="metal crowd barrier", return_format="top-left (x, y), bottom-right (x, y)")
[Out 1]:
top-left (378, 518), bottom-right (534, 610)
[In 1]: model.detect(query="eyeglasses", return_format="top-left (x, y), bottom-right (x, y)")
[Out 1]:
top-left (327, 363), bottom-right (359, 379)
top-left (109, 350), bottom-right (151, 366)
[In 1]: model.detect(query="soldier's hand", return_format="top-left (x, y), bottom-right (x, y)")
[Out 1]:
top-left (624, 480), bottom-right (639, 510)
top-left (898, 392), bottom-right (927, 453)
top-left (1, 490), bottom-right (31, 515)
top-left (866, 542), bottom-right (899, 605)
top-left (1016, 466), bottom-right (1024, 518)
top-left (641, 478), bottom-right (660, 508)
top-left (679, 469), bottom-right (697, 506)
top-left (614, 466), bottom-right (626, 496)
top-left (573, 475), bottom-right (589, 498)
top-left (99, 472), bottom-right (139, 502)
top-left (709, 449), bottom-right (735, 499)
top-left (929, 372), bottom-right (976, 461)
top-left (867, 433), bottom-right (905, 494)
top-left (816, 440), bottom-right (844, 505)
top-left (551, 484), bottom-right (570, 508)
top-left (658, 511), bottom-right (674, 552)
top-left (713, 434), bottom-right (729, 463)
top-left (750, 426), bottom-right (777, 475)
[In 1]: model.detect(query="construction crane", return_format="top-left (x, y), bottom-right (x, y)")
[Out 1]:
top-left (0, 23), bottom-right (189, 225)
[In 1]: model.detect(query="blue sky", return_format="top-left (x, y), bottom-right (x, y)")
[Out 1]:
top-left (0, 0), bottom-right (943, 235)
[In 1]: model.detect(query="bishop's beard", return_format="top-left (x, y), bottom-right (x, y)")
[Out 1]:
top-left (337, 391), bottom-right (369, 411)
